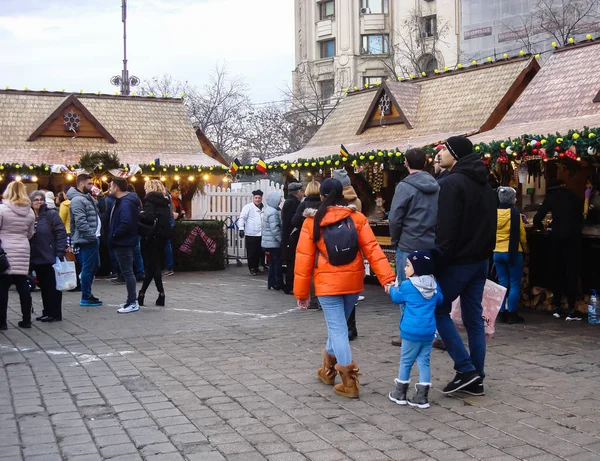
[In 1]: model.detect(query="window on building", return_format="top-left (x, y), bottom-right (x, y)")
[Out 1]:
top-left (363, 76), bottom-right (385, 86)
top-left (319, 39), bottom-right (335, 58)
top-left (361, 34), bottom-right (389, 54)
top-left (418, 54), bottom-right (438, 73)
top-left (420, 15), bottom-right (437, 38)
top-left (319, 79), bottom-right (335, 104)
top-left (319, 0), bottom-right (335, 19)
top-left (360, 0), bottom-right (389, 14)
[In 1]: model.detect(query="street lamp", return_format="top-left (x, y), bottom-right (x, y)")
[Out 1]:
top-left (111, 0), bottom-right (139, 95)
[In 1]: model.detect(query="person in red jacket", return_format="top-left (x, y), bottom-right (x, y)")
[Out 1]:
top-left (294, 178), bottom-right (396, 398)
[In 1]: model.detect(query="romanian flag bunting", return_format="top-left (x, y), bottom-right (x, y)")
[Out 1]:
top-left (230, 158), bottom-right (241, 175)
top-left (256, 159), bottom-right (267, 173)
top-left (340, 144), bottom-right (349, 158)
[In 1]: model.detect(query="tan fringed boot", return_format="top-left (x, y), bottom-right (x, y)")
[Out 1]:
top-left (333, 361), bottom-right (362, 398)
top-left (317, 349), bottom-right (337, 385)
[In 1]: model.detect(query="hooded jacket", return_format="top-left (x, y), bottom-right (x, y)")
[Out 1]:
top-left (108, 193), bottom-right (140, 247)
top-left (67, 187), bottom-right (106, 245)
top-left (294, 206), bottom-right (395, 298)
top-left (140, 192), bottom-right (173, 240)
top-left (30, 204), bottom-right (67, 266)
top-left (58, 199), bottom-right (71, 234)
top-left (495, 208), bottom-right (527, 252)
top-left (389, 276), bottom-right (443, 342)
top-left (342, 185), bottom-right (362, 212)
top-left (0, 202), bottom-right (35, 275)
top-left (533, 186), bottom-right (583, 240)
top-left (389, 171), bottom-right (440, 252)
top-left (435, 154), bottom-right (497, 271)
top-left (261, 191), bottom-right (282, 249)
top-left (280, 193), bottom-right (302, 260)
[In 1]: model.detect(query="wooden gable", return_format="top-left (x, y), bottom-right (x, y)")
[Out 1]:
top-left (27, 94), bottom-right (116, 143)
top-left (356, 85), bottom-right (413, 135)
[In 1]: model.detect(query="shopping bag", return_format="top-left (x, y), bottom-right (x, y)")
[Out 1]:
top-left (53, 257), bottom-right (77, 291)
top-left (450, 279), bottom-right (506, 338)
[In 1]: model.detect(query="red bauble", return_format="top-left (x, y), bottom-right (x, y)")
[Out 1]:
top-left (558, 153), bottom-right (565, 158)
top-left (532, 148), bottom-right (538, 154)
top-left (555, 146), bottom-right (560, 151)
top-left (500, 149), bottom-right (506, 154)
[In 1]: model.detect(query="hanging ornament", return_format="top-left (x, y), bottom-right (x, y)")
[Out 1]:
top-left (588, 146), bottom-right (597, 156)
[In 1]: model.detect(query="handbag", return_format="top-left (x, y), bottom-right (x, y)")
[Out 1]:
top-left (0, 239), bottom-right (9, 273)
top-left (138, 217), bottom-right (158, 239)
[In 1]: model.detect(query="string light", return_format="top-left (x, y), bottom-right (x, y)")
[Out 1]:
top-left (15, 175), bottom-right (22, 182)
top-left (66, 174), bottom-right (73, 181)
top-left (31, 176), bottom-right (38, 182)
top-left (130, 176), bottom-right (136, 182)
top-left (174, 175), bottom-right (180, 181)
top-left (222, 177), bottom-right (228, 183)
top-left (144, 176), bottom-right (150, 182)
top-left (203, 174), bottom-right (209, 180)
top-left (101, 176), bottom-right (107, 182)
top-left (188, 175), bottom-right (194, 181)
top-left (160, 176), bottom-right (166, 182)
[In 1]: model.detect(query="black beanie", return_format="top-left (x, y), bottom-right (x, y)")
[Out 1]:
top-left (252, 189), bottom-right (263, 197)
top-left (320, 178), bottom-right (343, 197)
top-left (407, 250), bottom-right (434, 276)
top-left (445, 136), bottom-right (474, 160)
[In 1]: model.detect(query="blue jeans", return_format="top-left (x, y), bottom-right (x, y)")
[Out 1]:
top-left (165, 240), bottom-right (174, 271)
top-left (133, 237), bottom-right (145, 277)
top-left (266, 247), bottom-right (282, 289)
top-left (78, 239), bottom-right (100, 300)
top-left (114, 246), bottom-right (136, 304)
top-left (399, 339), bottom-right (432, 383)
top-left (435, 260), bottom-right (488, 378)
top-left (318, 294), bottom-right (360, 366)
top-left (493, 252), bottom-right (523, 313)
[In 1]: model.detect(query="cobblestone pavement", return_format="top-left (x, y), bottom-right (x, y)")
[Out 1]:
top-left (1, 266), bottom-right (600, 461)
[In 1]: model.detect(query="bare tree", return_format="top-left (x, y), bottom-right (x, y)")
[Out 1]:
top-left (501, 13), bottom-right (538, 54)
top-left (139, 65), bottom-right (251, 159)
top-left (536, 0), bottom-right (600, 46)
top-left (379, 7), bottom-right (451, 78)
top-left (284, 61), bottom-right (345, 130)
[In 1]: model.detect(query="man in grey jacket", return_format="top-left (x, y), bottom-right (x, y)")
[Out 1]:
top-left (388, 148), bottom-right (440, 346)
top-left (67, 174), bottom-right (106, 307)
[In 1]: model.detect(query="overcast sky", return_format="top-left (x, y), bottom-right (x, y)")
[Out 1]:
top-left (0, 0), bottom-right (295, 103)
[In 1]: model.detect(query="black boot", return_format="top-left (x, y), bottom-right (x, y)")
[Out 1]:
top-left (156, 293), bottom-right (165, 306)
top-left (507, 312), bottom-right (525, 324)
top-left (347, 306), bottom-right (358, 341)
top-left (138, 291), bottom-right (145, 307)
top-left (498, 311), bottom-right (509, 323)
top-left (408, 383), bottom-right (430, 409)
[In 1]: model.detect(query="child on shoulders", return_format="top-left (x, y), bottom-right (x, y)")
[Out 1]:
top-left (387, 250), bottom-right (443, 409)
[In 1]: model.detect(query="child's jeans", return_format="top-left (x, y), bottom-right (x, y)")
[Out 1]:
top-left (398, 338), bottom-right (432, 383)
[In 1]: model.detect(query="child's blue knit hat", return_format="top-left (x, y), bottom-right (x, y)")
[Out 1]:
top-left (407, 250), bottom-right (434, 276)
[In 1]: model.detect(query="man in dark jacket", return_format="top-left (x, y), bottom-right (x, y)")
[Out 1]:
top-left (108, 178), bottom-right (140, 314)
top-left (389, 148), bottom-right (440, 346)
top-left (533, 179), bottom-right (583, 320)
top-left (281, 182), bottom-right (304, 294)
top-left (434, 136), bottom-right (497, 396)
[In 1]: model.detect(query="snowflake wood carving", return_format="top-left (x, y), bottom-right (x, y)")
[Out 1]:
top-left (63, 111), bottom-right (81, 132)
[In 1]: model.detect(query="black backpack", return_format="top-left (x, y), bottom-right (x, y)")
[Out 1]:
top-left (320, 217), bottom-right (359, 266)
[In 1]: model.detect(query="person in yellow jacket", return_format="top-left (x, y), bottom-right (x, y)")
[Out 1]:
top-left (494, 187), bottom-right (527, 324)
top-left (57, 192), bottom-right (71, 234)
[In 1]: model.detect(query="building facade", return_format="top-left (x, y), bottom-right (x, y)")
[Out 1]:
top-left (293, 0), bottom-right (461, 104)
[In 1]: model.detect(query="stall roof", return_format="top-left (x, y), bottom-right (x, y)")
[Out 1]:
top-left (272, 57), bottom-right (538, 162)
top-left (470, 41), bottom-right (600, 144)
top-left (0, 90), bottom-right (227, 166)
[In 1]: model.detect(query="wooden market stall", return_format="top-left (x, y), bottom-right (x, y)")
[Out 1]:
top-left (0, 89), bottom-right (230, 271)
top-left (469, 40), bottom-right (600, 313)
top-left (268, 56), bottom-right (540, 270)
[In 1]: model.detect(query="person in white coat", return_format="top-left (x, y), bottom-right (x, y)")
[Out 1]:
top-left (238, 189), bottom-right (264, 275)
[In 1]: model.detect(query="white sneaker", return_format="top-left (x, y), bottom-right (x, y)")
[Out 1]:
top-left (358, 296), bottom-right (365, 302)
top-left (553, 312), bottom-right (561, 318)
top-left (565, 314), bottom-right (582, 321)
top-left (117, 302), bottom-right (139, 314)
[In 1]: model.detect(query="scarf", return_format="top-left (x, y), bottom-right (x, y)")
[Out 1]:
top-left (499, 203), bottom-right (520, 262)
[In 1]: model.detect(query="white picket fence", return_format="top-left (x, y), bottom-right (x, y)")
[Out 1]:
top-left (192, 179), bottom-right (284, 261)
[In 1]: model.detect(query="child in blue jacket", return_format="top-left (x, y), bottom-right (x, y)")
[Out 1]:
top-left (387, 250), bottom-right (443, 408)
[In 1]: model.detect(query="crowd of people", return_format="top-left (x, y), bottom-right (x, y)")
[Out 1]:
top-left (0, 174), bottom-right (181, 330)
top-left (236, 134), bottom-right (584, 408)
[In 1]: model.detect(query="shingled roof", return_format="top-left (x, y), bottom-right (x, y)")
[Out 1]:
top-left (273, 57), bottom-right (539, 161)
top-left (0, 90), bottom-right (226, 166)
top-left (471, 41), bottom-right (600, 144)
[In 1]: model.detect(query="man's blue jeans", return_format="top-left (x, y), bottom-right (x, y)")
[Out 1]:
top-left (114, 246), bottom-right (137, 304)
top-left (78, 239), bottom-right (100, 300)
top-left (318, 294), bottom-right (360, 366)
top-left (133, 237), bottom-right (145, 277)
top-left (435, 260), bottom-right (488, 378)
top-left (493, 252), bottom-right (523, 313)
top-left (399, 339), bottom-right (432, 383)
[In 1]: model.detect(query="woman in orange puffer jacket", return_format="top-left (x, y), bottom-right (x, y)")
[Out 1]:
top-left (294, 178), bottom-right (396, 398)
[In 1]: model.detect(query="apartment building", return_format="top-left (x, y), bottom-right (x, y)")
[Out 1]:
top-left (293, 0), bottom-right (461, 104)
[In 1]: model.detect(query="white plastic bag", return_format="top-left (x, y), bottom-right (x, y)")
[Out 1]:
top-left (53, 257), bottom-right (77, 291)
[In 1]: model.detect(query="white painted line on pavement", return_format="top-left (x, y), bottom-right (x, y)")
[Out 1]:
top-left (0, 345), bottom-right (134, 366)
top-left (170, 307), bottom-right (296, 320)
